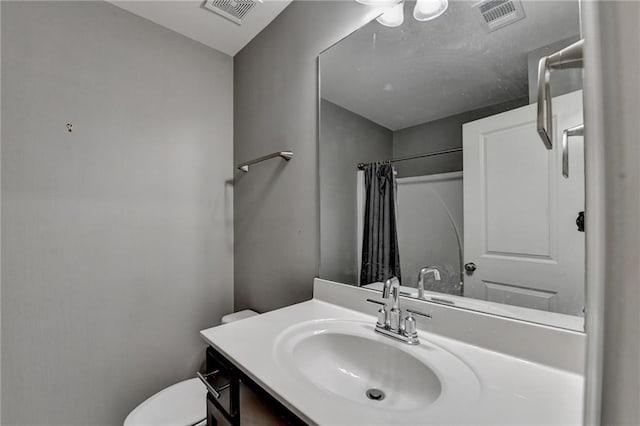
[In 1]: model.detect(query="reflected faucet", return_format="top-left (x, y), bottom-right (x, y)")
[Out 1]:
top-left (418, 267), bottom-right (441, 300)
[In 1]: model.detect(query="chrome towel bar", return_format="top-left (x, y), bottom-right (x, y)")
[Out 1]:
top-left (237, 151), bottom-right (293, 172)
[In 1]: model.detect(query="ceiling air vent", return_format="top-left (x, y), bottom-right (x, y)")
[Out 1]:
top-left (472, 0), bottom-right (525, 32)
top-left (203, 0), bottom-right (260, 25)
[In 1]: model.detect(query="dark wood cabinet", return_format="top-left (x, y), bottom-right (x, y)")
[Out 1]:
top-left (204, 347), bottom-right (307, 426)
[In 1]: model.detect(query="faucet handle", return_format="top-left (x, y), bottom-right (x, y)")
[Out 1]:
top-left (366, 298), bottom-right (388, 328)
top-left (404, 313), bottom-right (417, 337)
top-left (403, 312), bottom-right (420, 345)
top-left (404, 309), bottom-right (431, 344)
top-left (377, 307), bottom-right (388, 328)
top-left (406, 308), bottom-right (432, 319)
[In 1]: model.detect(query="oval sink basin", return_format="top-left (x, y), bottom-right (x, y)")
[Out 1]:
top-left (292, 331), bottom-right (441, 409)
top-left (274, 319), bottom-right (480, 413)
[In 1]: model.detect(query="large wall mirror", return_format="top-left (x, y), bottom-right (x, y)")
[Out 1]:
top-left (319, 0), bottom-right (585, 330)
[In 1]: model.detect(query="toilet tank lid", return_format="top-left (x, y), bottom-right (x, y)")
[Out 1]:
top-left (124, 378), bottom-right (206, 426)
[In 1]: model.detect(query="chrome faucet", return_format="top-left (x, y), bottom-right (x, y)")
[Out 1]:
top-left (382, 276), bottom-right (402, 332)
top-left (418, 267), bottom-right (441, 300)
top-left (370, 276), bottom-right (431, 345)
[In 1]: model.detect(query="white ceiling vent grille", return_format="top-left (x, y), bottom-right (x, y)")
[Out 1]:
top-left (203, 0), bottom-right (260, 25)
top-left (472, 0), bottom-right (525, 32)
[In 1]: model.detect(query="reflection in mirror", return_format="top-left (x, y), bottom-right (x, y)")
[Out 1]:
top-left (319, 0), bottom-right (584, 330)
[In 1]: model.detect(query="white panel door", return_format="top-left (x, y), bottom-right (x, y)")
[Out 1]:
top-left (463, 91), bottom-right (584, 316)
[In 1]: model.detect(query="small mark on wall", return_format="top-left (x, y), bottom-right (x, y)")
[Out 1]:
top-left (66, 123), bottom-right (73, 133)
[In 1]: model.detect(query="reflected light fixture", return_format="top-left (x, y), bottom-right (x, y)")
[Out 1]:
top-left (377, 1), bottom-right (405, 27)
top-left (355, 0), bottom-right (402, 4)
top-left (413, 0), bottom-right (448, 21)
top-left (355, 0), bottom-right (447, 25)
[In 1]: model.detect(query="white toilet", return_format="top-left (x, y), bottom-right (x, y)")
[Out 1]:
top-left (124, 310), bottom-right (258, 426)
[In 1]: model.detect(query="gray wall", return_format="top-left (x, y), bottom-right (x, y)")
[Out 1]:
top-left (233, 1), bottom-right (383, 312)
top-left (319, 99), bottom-right (392, 285)
top-left (1, 2), bottom-right (233, 425)
top-left (0, 1), bottom-right (3, 421)
top-left (392, 99), bottom-right (527, 177)
top-left (591, 1), bottom-right (640, 423)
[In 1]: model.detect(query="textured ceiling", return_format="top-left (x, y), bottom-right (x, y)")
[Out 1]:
top-left (320, 0), bottom-right (580, 130)
top-left (109, 0), bottom-right (293, 56)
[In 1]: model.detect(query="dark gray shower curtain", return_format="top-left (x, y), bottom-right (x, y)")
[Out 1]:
top-left (360, 164), bottom-right (401, 285)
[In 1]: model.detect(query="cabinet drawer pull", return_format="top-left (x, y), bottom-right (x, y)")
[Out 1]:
top-left (196, 370), bottom-right (229, 399)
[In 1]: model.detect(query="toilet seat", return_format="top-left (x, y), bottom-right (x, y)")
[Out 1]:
top-left (125, 311), bottom-right (260, 425)
top-left (124, 378), bottom-right (206, 426)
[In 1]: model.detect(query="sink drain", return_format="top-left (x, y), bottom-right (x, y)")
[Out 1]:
top-left (366, 388), bottom-right (385, 401)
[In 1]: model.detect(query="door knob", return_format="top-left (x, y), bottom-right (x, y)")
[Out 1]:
top-left (576, 211), bottom-right (585, 232)
top-left (464, 262), bottom-right (477, 273)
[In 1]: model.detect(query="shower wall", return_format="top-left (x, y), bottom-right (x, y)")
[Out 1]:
top-left (395, 173), bottom-right (463, 294)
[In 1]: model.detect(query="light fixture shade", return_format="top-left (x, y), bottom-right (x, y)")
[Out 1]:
top-left (377, 1), bottom-right (404, 27)
top-left (413, 0), bottom-right (448, 21)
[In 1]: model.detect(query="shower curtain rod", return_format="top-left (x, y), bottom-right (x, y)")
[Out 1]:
top-left (356, 147), bottom-right (462, 170)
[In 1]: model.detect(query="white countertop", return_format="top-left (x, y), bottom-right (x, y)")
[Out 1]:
top-left (201, 299), bottom-right (583, 425)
